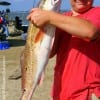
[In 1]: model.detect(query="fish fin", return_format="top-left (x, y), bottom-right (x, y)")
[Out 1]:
top-left (34, 29), bottom-right (44, 43)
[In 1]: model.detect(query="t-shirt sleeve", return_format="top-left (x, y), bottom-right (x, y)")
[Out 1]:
top-left (87, 7), bottom-right (100, 29)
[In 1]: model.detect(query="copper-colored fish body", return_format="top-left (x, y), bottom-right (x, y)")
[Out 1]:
top-left (20, 0), bottom-right (61, 100)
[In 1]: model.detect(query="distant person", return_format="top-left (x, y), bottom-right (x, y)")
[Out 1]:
top-left (15, 16), bottom-right (22, 30)
top-left (0, 16), bottom-right (5, 34)
top-left (1, 10), bottom-right (5, 17)
top-left (0, 16), bottom-right (3, 25)
top-left (2, 16), bottom-right (9, 37)
top-left (0, 14), bottom-right (9, 37)
top-left (0, 24), bottom-right (5, 40)
top-left (0, 24), bottom-right (5, 34)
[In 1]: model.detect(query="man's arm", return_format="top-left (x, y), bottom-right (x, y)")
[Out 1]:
top-left (48, 12), bottom-right (99, 40)
top-left (27, 8), bottom-right (100, 40)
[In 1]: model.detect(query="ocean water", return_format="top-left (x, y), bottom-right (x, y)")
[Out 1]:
top-left (7, 11), bottom-right (29, 25)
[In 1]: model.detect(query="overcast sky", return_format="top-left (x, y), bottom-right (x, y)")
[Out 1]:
top-left (0, 0), bottom-right (100, 12)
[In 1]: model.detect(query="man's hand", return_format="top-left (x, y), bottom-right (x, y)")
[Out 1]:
top-left (27, 8), bottom-right (50, 27)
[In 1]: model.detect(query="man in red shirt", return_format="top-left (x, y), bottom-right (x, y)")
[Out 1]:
top-left (27, 0), bottom-right (100, 100)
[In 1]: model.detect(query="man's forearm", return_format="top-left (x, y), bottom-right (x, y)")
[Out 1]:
top-left (49, 11), bottom-right (98, 40)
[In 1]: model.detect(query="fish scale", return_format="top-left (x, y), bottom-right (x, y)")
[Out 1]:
top-left (20, 0), bottom-right (61, 100)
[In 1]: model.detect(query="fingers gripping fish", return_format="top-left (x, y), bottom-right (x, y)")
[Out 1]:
top-left (20, 0), bottom-right (61, 100)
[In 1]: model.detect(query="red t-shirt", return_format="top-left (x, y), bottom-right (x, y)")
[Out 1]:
top-left (52, 7), bottom-right (100, 100)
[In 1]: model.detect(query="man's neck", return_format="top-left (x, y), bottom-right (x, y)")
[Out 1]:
top-left (71, 10), bottom-right (80, 16)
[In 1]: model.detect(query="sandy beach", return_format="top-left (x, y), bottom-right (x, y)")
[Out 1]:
top-left (0, 35), bottom-right (55, 100)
